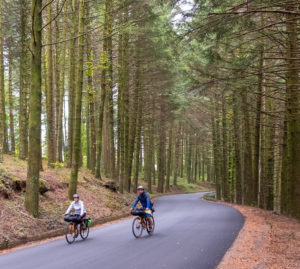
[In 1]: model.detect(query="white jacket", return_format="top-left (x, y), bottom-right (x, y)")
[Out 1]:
top-left (65, 200), bottom-right (86, 215)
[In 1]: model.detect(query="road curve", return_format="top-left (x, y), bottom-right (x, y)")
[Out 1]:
top-left (0, 193), bottom-right (244, 269)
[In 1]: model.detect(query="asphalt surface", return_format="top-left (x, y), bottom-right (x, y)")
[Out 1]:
top-left (0, 192), bottom-right (244, 269)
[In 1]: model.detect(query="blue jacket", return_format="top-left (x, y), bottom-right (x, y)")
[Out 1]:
top-left (132, 192), bottom-right (151, 209)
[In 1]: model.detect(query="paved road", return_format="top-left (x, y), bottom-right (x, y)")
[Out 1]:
top-left (0, 193), bottom-right (244, 269)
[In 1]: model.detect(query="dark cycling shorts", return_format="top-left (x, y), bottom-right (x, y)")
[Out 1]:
top-left (76, 213), bottom-right (86, 223)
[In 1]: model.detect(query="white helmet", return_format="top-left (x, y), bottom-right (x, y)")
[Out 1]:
top-left (137, 186), bottom-right (144, 190)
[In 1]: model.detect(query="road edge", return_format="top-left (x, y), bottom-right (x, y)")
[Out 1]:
top-left (202, 194), bottom-right (246, 268)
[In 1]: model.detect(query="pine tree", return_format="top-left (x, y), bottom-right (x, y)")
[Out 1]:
top-left (25, 0), bottom-right (43, 217)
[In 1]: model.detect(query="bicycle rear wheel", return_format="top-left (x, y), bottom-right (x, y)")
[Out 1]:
top-left (80, 222), bottom-right (89, 240)
top-left (65, 223), bottom-right (76, 244)
top-left (146, 216), bottom-right (155, 235)
top-left (132, 217), bottom-right (143, 238)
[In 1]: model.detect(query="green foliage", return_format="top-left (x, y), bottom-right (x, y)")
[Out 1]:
top-left (49, 162), bottom-right (64, 168)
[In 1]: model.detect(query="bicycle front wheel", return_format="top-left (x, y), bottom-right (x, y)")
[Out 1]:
top-left (80, 223), bottom-right (89, 240)
top-left (65, 223), bottom-right (76, 244)
top-left (146, 216), bottom-right (155, 235)
top-left (132, 217), bottom-right (143, 238)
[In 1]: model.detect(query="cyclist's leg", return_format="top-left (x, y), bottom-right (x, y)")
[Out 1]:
top-left (81, 213), bottom-right (87, 228)
top-left (146, 209), bottom-right (153, 228)
top-left (74, 222), bottom-right (79, 236)
top-left (147, 216), bottom-right (153, 228)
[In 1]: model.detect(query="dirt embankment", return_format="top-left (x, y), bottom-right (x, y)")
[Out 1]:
top-left (216, 202), bottom-right (300, 269)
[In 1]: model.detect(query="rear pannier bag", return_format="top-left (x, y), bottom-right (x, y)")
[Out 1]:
top-left (85, 218), bottom-right (92, 227)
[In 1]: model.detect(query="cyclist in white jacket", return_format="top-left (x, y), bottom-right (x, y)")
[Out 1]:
top-left (65, 194), bottom-right (86, 222)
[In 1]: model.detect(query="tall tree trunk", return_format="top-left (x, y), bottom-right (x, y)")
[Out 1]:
top-left (122, 9), bottom-right (130, 192)
top-left (117, 25), bottom-right (124, 191)
top-left (221, 92), bottom-right (229, 200)
top-left (165, 126), bottom-right (173, 192)
top-left (273, 92), bottom-right (284, 213)
top-left (127, 41), bottom-right (141, 188)
top-left (0, 0), bottom-right (7, 160)
top-left (144, 122), bottom-right (152, 193)
top-left (25, 0), bottom-right (42, 217)
top-left (86, 91), bottom-right (90, 169)
top-left (19, 0), bottom-right (29, 160)
top-left (56, 3), bottom-right (67, 163)
top-left (157, 102), bottom-right (166, 193)
top-left (133, 95), bottom-right (142, 191)
top-left (96, 0), bottom-right (115, 179)
top-left (8, 50), bottom-right (15, 154)
top-left (233, 89), bottom-right (243, 204)
top-left (68, 0), bottom-right (85, 199)
top-left (281, 6), bottom-right (300, 219)
top-left (46, 4), bottom-right (56, 166)
top-left (180, 134), bottom-right (184, 178)
top-left (242, 92), bottom-right (254, 205)
top-left (95, 41), bottom-right (107, 179)
top-left (85, 3), bottom-right (96, 172)
top-left (186, 134), bottom-right (192, 183)
top-left (264, 98), bottom-right (275, 210)
top-left (173, 125), bottom-right (181, 186)
top-left (201, 146), bottom-right (205, 182)
top-left (133, 54), bottom-right (143, 191)
top-left (67, 0), bottom-right (78, 168)
top-left (117, 6), bottom-right (130, 191)
top-left (253, 45), bottom-right (264, 207)
top-left (212, 99), bottom-right (222, 199)
top-left (54, 0), bottom-right (60, 161)
top-left (106, 0), bottom-right (115, 179)
top-left (194, 139), bottom-right (198, 182)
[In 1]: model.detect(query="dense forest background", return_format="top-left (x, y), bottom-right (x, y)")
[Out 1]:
top-left (0, 0), bottom-right (299, 220)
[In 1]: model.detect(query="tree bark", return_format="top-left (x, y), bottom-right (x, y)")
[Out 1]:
top-left (46, 3), bottom-right (56, 166)
top-left (157, 101), bottom-right (166, 193)
top-left (8, 50), bottom-right (15, 154)
top-left (19, 0), bottom-right (29, 160)
top-left (0, 0), bottom-right (7, 160)
top-left (233, 89), bottom-right (243, 204)
top-left (67, 0), bottom-right (78, 168)
top-left (56, 3), bottom-right (67, 163)
top-left (106, 0), bottom-right (115, 180)
top-left (68, 0), bottom-right (85, 199)
top-left (221, 92), bottom-right (229, 200)
top-left (173, 124), bottom-right (181, 186)
top-left (253, 45), bottom-right (264, 207)
top-left (242, 92), bottom-right (254, 205)
top-left (281, 6), bottom-right (300, 219)
top-left (25, 0), bottom-right (42, 217)
top-left (165, 126), bottom-right (173, 191)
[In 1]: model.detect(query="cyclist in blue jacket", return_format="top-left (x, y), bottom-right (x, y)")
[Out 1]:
top-left (132, 186), bottom-right (153, 229)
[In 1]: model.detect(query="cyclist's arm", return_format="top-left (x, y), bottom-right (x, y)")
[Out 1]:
top-left (132, 195), bottom-right (139, 208)
top-left (65, 202), bottom-right (74, 214)
top-left (146, 193), bottom-right (151, 209)
top-left (80, 201), bottom-right (84, 215)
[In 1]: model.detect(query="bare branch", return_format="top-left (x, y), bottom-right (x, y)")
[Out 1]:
top-left (40, 0), bottom-right (67, 31)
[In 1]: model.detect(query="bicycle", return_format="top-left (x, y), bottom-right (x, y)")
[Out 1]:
top-left (131, 207), bottom-right (155, 238)
top-left (64, 214), bottom-right (90, 244)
